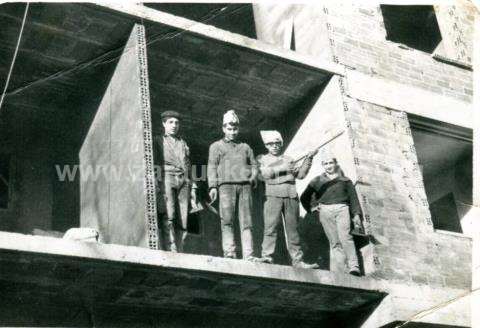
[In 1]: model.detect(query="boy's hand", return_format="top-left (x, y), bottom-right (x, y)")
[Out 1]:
top-left (353, 215), bottom-right (363, 230)
top-left (209, 188), bottom-right (218, 204)
top-left (190, 187), bottom-right (197, 205)
top-left (280, 161), bottom-right (295, 173)
top-left (307, 149), bottom-right (319, 158)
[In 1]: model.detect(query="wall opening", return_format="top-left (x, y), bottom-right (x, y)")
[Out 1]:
top-left (409, 114), bottom-right (472, 234)
top-left (381, 5), bottom-right (442, 53)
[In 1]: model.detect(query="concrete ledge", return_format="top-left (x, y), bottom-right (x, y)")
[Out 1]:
top-left (0, 231), bottom-right (380, 292)
top-left (0, 231), bottom-right (386, 325)
top-left (0, 231), bottom-right (471, 327)
top-left (95, 3), bottom-right (344, 76)
top-left (345, 70), bottom-right (473, 129)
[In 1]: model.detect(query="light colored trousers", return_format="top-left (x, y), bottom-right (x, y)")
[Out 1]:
top-left (218, 183), bottom-right (254, 259)
top-left (317, 203), bottom-right (359, 272)
top-left (262, 197), bottom-right (303, 265)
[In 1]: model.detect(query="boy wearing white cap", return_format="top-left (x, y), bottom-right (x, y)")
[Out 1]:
top-left (256, 130), bottom-right (319, 269)
top-left (207, 110), bottom-right (258, 260)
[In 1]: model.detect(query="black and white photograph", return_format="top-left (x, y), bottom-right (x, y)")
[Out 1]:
top-left (0, 1), bottom-right (479, 326)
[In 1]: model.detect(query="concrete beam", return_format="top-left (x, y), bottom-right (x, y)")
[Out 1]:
top-left (346, 69), bottom-right (473, 129)
top-left (96, 3), bottom-right (344, 76)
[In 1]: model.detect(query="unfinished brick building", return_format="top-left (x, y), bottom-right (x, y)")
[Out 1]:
top-left (0, 2), bottom-right (477, 327)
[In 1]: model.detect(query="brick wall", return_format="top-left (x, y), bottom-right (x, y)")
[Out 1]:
top-left (253, 3), bottom-right (474, 289)
top-left (255, 3), bottom-right (475, 103)
top-left (345, 99), bottom-right (471, 289)
top-left (323, 3), bottom-right (474, 103)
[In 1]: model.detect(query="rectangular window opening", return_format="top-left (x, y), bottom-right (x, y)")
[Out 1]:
top-left (381, 5), bottom-right (442, 54)
top-left (409, 115), bottom-right (472, 234)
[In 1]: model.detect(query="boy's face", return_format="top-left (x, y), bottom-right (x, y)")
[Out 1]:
top-left (265, 141), bottom-right (282, 156)
top-left (223, 124), bottom-right (239, 141)
top-left (322, 158), bottom-right (338, 175)
top-left (163, 117), bottom-right (179, 136)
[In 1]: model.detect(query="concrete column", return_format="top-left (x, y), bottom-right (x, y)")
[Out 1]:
top-left (284, 76), bottom-right (356, 216)
top-left (253, 4), bottom-right (333, 61)
top-left (80, 24), bottom-right (158, 249)
top-left (284, 76), bottom-right (358, 270)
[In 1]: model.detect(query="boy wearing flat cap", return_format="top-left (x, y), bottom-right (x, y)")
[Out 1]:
top-left (300, 153), bottom-right (362, 276)
top-left (256, 130), bottom-right (319, 269)
top-left (154, 110), bottom-right (197, 253)
top-left (207, 110), bottom-right (258, 261)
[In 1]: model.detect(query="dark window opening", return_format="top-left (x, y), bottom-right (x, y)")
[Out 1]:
top-left (381, 5), bottom-right (442, 53)
top-left (409, 114), bottom-right (472, 234)
top-left (0, 154), bottom-right (11, 209)
top-left (430, 193), bottom-right (462, 233)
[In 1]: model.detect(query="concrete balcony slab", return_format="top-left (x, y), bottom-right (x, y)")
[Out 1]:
top-left (0, 231), bottom-right (385, 326)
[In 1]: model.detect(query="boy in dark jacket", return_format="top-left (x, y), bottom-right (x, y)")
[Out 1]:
top-left (300, 155), bottom-right (362, 276)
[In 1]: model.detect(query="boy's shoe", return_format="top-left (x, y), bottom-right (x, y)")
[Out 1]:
top-left (293, 261), bottom-right (320, 269)
top-left (349, 269), bottom-right (361, 277)
top-left (258, 257), bottom-right (273, 264)
top-left (245, 256), bottom-right (263, 262)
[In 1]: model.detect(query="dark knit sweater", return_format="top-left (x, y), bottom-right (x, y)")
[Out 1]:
top-left (300, 173), bottom-right (363, 216)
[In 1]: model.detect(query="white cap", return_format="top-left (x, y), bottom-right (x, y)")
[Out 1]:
top-left (223, 110), bottom-right (239, 125)
top-left (320, 149), bottom-right (336, 162)
top-left (260, 130), bottom-right (283, 144)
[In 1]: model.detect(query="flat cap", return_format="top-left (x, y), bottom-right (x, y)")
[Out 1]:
top-left (161, 110), bottom-right (181, 120)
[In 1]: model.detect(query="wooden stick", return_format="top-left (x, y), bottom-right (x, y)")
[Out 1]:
top-left (292, 129), bottom-right (345, 164)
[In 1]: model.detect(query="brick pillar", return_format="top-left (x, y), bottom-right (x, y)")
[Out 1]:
top-left (343, 93), bottom-right (444, 281)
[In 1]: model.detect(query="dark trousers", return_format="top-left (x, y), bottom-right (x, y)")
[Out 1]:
top-left (157, 174), bottom-right (190, 252)
top-left (262, 197), bottom-right (303, 265)
top-left (218, 183), bottom-right (253, 259)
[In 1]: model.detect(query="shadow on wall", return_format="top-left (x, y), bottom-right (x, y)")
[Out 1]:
top-left (298, 212), bottom-right (330, 269)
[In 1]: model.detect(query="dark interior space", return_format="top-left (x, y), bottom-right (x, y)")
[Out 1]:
top-left (409, 114), bottom-right (472, 234)
top-left (0, 0), bottom-right (332, 256)
top-left (0, 154), bottom-right (11, 209)
top-left (145, 24), bottom-right (331, 197)
top-left (0, 3), bottom-right (142, 233)
top-left (429, 192), bottom-right (462, 233)
top-left (143, 3), bottom-right (257, 39)
top-left (145, 23), bottom-right (331, 257)
top-left (381, 5), bottom-right (442, 53)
